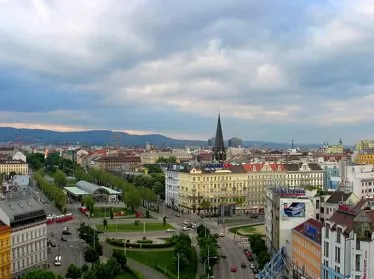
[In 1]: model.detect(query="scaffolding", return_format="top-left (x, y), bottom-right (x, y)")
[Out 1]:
top-left (258, 247), bottom-right (289, 279)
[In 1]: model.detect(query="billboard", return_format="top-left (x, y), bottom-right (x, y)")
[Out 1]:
top-left (281, 202), bottom-right (305, 217)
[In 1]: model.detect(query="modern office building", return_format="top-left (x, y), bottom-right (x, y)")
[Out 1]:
top-left (0, 197), bottom-right (47, 279)
top-left (228, 137), bottom-right (243, 148)
top-left (0, 220), bottom-right (11, 279)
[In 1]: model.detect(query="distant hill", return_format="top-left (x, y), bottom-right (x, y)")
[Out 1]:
top-left (0, 127), bottom-right (315, 148)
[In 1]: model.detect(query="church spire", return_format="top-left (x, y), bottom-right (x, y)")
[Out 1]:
top-left (213, 114), bottom-right (226, 162)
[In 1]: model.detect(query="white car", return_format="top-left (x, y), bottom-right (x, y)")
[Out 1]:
top-left (182, 220), bottom-right (189, 225)
top-left (192, 223), bottom-right (198, 228)
top-left (250, 264), bottom-right (255, 269)
top-left (183, 227), bottom-right (190, 231)
top-left (166, 229), bottom-right (176, 233)
top-left (219, 232), bottom-right (224, 237)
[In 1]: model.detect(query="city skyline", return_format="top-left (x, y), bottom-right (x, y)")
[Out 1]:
top-left (1, 1), bottom-right (374, 144)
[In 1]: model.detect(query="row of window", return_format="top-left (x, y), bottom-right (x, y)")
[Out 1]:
top-left (12, 240), bottom-right (46, 259)
top-left (13, 251), bottom-right (47, 272)
top-left (12, 227), bottom-right (47, 246)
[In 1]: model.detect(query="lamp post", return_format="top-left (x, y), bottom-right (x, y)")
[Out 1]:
top-left (177, 253), bottom-right (180, 279)
top-left (203, 256), bottom-right (218, 278)
top-left (205, 243), bottom-right (217, 275)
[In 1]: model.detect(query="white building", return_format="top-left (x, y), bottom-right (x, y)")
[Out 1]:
top-left (165, 169), bottom-right (180, 209)
top-left (0, 197), bottom-right (47, 278)
top-left (11, 151), bottom-right (26, 163)
top-left (339, 164), bottom-right (374, 198)
top-left (265, 187), bottom-right (316, 255)
top-left (322, 198), bottom-right (374, 279)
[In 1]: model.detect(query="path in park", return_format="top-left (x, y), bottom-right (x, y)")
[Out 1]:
top-left (102, 243), bottom-right (167, 279)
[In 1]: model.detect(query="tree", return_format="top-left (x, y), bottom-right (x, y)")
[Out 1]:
top-left (200, 200), bottom-right (211, 215)
top-left (124, 187), bottom-right (141, 211)
top-left (153, 181), bottom-right (164, 196)
top-left (65, 264), bottom-right (82, 279)
top-left (26, 153), bottom-right (45, 171)
top-left (112, 250), bottom-right (127, 270)
top-left (84, 247), bottom-right (99, 265)
top-left (103, 218), bottom-right (108, 229)
top-left (83, 196), bottom-right (95, 216)
top-left (54, 169), bottom-right (67, 187)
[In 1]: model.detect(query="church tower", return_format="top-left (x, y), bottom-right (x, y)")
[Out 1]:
top-left (213, 114), bottom-right (226, 162)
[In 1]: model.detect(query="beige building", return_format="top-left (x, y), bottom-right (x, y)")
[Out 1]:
top-left (178, 166), bottom-right (248, 214)
top-left (140, 150), bottom-right (193, 164)
top-left (0, 160), bottom-right (28, 175)
top-left (92, 156), bottom-right (141, 172)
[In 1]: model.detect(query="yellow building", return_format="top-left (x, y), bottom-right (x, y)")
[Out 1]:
top-left (0, 160), bottom-right (28, 175)
top-left (355, 140), bottom-right (374, 151)
top-left (0, 221), bottom-right (11, 279)
top-left (178, 167), bottom-right (248, 214)
top-left (325, 144), bottom-right (344, 154)
top-left (354, 151), bottom-right (374, 165)
top-left (292, 219), bottom-right (322, 279)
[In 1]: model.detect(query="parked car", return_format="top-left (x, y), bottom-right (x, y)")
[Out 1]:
top-left (219, 232), bottom-right (224, 237)
top-left (61, 236), bottom-right (67, 242)
top-left (253, 268), bottom-right (259, 274)
top-left (62, 230), bottom-right (72, 235)
top-left (220, 253), bottom-right (227, 259)
top-left (241, 263), bottom-right (247, 268)
top-left (182, 227), bottom-right (190, 231)
top-left (182, 220), bottom-right (189, 225)
top-left (166, 229), bottom-right (176, 233)
top-left (247, 256), bottom-right (254, 261)
top-left (175, 213), bottom-right (181, 217)
top-left (250, 264), bottom-right (256, 269)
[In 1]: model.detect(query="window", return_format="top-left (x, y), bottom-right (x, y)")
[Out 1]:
top-left (335, 247), bottom-right (341, 263)
top-left (337, 228), bottom-right (341, 243)
top-left (356, 239), bottom-right (360, 250)
top-left (325, 224), bottom-right (330, 238)
top-left (324, 241), bottom-right (329, 257)
top-left (355, 255), bottom-right (361, 272)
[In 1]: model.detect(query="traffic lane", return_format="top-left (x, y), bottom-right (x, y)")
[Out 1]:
top-left (215, 236), bottom-right (255, 279)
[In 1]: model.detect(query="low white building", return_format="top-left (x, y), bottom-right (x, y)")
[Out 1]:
top-left (339, 164), bottom-right (374, 198)
top-left (165, 169), bottom-right (180, 209)
top-left (0, 197), bottom-right (48, 278)
top-left (322, 198), bottom-right (374, 279)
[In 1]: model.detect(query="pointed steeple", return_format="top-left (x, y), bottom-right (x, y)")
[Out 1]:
top-left (213, 114), bottom-right (226, 162)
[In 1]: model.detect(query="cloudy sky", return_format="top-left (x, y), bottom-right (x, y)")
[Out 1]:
top-left (1, 0), bottom-right (374, 144)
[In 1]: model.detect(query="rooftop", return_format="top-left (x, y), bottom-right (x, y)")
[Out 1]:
top-left (293, 218), bottom-right (323, 245)
top-left (76, 181), bottom-right (121, 195)
top-left (0, 159), bottom-right (26, 164)
top-left (64, 186), bottom-right (90, 196)
top-left (325, 191), bottom-right (353, 204)
top-left (0, 197), bottom-right (45, 224)
top-left (12, 175), bottom-right (30, 187)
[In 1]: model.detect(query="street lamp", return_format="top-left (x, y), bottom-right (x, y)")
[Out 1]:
top-left (177, 253), bottom-right (180, 279)
top-left (203, 256), bottom-right (218, 278)
top-left (205, 243), bottom-right (218, 275)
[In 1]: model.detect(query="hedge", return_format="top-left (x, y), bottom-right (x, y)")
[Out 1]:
top-left (106, 238), bottom-right (174, 249)
top-left (137, 240), bottom-right (153, 244)
top-left (123, 264), bottom-right (145, 279)
top-left (155, 265), bottom-right (177, 279)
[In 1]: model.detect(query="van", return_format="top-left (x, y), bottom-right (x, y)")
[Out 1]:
top-left (54, 256), bottom-right (61, 266)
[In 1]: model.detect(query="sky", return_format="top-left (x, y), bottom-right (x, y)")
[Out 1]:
top-left (1, 0), bottom-right (374, 144)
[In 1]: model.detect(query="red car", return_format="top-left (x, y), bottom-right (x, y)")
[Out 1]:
top-left (245, 251), bottom-right (252, 257)
top-left (231, 265), bottom-right (237, 272)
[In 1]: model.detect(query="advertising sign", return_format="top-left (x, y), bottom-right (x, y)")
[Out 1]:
top-left (281, 202), bottom-right (305, 217)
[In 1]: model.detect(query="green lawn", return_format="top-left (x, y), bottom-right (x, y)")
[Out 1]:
top-left (96, 222), bottom-right (174, 232)
top-left (229, 224), bottom-right (265, 236)
top-left (114, 271), bottom-right (137, 279)
top-left (122, 249), bottom-right (197, 279)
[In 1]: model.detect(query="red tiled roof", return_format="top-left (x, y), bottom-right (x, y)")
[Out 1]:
top-left (96, 156), bottom-right (141, 163)
top-left (329, 210), bottom-right (356, 234)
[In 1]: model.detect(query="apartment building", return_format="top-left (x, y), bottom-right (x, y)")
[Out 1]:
top-left (177, 165), bottom-right (248, 215)
top-left (0, 220), bottom-right (11, 279)
top-left (321, 198), bottom-right (374, 279)
top-left (354, 150), bottom-right (374, 165)
top-left (92, 155), bottom-right (142, 172)
top-left (0, 197), bottom-right (47, 279)
top-left (0, 160), bottom-right (28, 176)
top-left (292, 218), bottom-right (323, 279)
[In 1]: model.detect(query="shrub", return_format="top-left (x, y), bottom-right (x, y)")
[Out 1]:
top-left (123, 265), bottom-right (144, 279)
top-left (106, 238), bottom-right (174, 249)
top-left (137, 240), bottom-right (153, 244)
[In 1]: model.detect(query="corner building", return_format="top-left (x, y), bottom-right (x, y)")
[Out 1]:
top-left (322, 198), bottom-right (374, 279)
top-left (0, 198), bottom-right (47, 279)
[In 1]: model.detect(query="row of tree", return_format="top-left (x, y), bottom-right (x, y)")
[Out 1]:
top-left (248, 234), bottom-right (271, 268)
top-left (196, 225), bottom-right (219, 276)
top-left (33, 171), bottom-right (67, 213)
top-left (170, 234), bottom-right (195, 272)
top-left (78, 224), bottom-right (103, 260)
